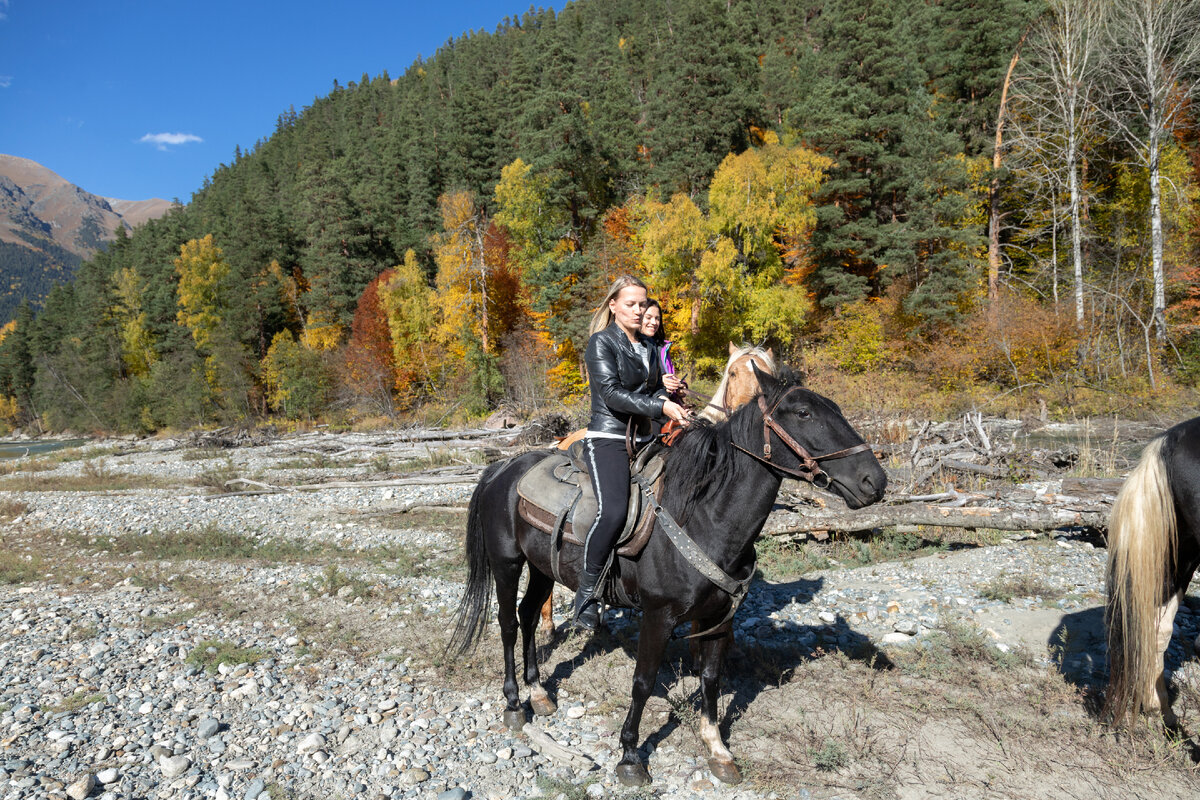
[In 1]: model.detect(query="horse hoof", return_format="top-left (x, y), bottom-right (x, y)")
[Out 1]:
top-left (707, 757), bottom-right (742, 785)
top-left (530, 695), bottom-right (557, 717)
top-left (615, 763), bottom-right (651, 786)
top-left (502, 709), bottom-right (526, 731)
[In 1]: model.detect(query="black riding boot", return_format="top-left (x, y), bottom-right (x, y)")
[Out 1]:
top-left (572, 566), bottom-right (603, 631)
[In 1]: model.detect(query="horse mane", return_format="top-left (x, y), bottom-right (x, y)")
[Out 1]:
top-left (662, 371), bottom-right (797, 525)
top-left (697, 344), bottom-right (777, 423)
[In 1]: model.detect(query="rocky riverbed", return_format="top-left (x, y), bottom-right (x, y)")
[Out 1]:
top-left (1, 431), bottom-right (1198, 800)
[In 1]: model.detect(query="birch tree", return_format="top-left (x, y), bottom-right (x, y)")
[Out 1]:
top-left (1006, 0), bottom-right (1104, 327)
top-left (1101, 0), bottom-right (1200, 340)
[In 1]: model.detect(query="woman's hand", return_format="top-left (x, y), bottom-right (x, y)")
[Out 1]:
top-left (663, 399), bottom-right (691, 424)
top-left (662, 373), bottom-right (683, 393)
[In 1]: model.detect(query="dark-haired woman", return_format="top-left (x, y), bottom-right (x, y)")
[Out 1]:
top-left (574, 276), bottom-right (690, 631)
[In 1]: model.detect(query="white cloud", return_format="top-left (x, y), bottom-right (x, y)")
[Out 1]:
top-left (139, 132), bottom-right (204, 151)
top-left (0, 1), bottom-right (9, 22)
top-left (0, 76), bottom-right (11, 89)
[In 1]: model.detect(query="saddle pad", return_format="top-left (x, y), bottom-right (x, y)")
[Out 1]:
top-left (515, 450), bottom-right (662, 557)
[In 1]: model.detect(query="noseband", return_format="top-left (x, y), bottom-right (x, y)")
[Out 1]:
top-left (731, 387), bottom-right (873, 488)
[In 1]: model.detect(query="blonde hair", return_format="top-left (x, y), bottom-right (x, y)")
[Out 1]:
top-left (588, 275), bottom-right (647, 337)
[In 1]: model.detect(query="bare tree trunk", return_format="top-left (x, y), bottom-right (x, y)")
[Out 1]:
top-left (1068, 131), bottom-right (1085, 327)
top-left (988, 29), bottom-right (1031, 312)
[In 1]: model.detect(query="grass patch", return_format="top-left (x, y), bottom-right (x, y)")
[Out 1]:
top-left (534, 775), bottom-right (599, 800)
top-left (374, 507), bottom-right (467, 533)
top-left (192, 459), bottom-right (243, 492)
top-left (273, 453), bottom-right (334, 470)
top-left (142, 609), bottom-right (200, 631)
top-left (73, 524), bottom-right (329, 562)
top-left (186, 639), bottom-right (267, 673)
top-left (309, 564), bottom-right (373, 599)
top-left (0, 500), bottom-right (28, 520)
top-left (0, 460), bottom-right (173, 492)
top-left (397, 447), bottom-right (485, 473)
top-left (0, 551), bottom-right (44, 584)
top-left (979, 572), bottom-right (1066, 603)
top-left (756, 527), bottom-right (991, 581)
top-left (812, 737), bottom-right (848, 771)
top-left (180, 448), bottom-right (229, 462)
top-left (52, 692), bottom-right (104, 713)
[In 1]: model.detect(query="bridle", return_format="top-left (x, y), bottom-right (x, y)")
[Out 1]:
top-left (730, 387), bottom-right (874, 489)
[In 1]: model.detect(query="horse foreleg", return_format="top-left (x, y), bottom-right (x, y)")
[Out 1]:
top-left (696, 625), bottom-right (740, 784)
top-left (615, 608), bottom-right (673, 787)
top-left (1153, 591), bottom-right (1182, 729)
top-left (519, 569), bottom-right (557, 717)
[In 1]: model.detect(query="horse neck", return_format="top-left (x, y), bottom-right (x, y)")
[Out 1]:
top-left (696, 347), bottom-right (772, 423)
top-left (684, 413), bottom-right (785, 571)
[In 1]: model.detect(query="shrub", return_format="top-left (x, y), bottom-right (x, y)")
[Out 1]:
top-left (918, 291), bottom-right (1079, 390)
top-left (261, 331), bottom-right (332, 420)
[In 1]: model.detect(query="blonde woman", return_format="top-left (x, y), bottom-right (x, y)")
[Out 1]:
top-left (574, 276), bottom-right (690, 630)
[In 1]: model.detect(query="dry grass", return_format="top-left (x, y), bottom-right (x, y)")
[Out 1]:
top-left (0, 458), bottom-right (175, 491)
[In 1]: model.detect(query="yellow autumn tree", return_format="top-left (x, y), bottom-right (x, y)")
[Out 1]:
top-left (636, 138), bottom-right (831, 372)
top-left (175, 234), bottom-right (231, 351)
top-left (378, 249), bottom-right (441, 404)
top-left (112, 266), bottom-right (156, 377)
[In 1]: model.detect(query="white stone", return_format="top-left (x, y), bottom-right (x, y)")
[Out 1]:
top-left (158, 755), bottom-right (191, 779)
top-left (97, 768), bottom-right (120, 784)
top-left (881, 632), bottom-right (915, 646)
top-left (66, 775), bottom-right (95, 800)
top-left (298, 732), bottom-right (326, 754)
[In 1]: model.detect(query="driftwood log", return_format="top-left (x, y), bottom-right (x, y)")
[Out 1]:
top-left (764, 476), bottom-right (1121, 536)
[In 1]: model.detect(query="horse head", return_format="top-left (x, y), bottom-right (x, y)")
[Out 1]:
top-left (745, 365), bottom-right (887, 509)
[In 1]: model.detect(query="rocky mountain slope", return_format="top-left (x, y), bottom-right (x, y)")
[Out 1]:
top-left (0, 154), bottom-right (173, 322)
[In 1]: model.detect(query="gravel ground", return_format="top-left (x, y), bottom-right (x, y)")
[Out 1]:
top-left (1, 435), bottom-right (1197, 800)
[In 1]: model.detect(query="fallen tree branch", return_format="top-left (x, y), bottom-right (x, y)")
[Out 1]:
top-left (522, 724), bottom-right (595, 770)
top-left (764, 503), bottom-right (1106, 535)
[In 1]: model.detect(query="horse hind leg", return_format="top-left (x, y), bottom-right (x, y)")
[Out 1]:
top-left (519, 567), bottom-right (557, 718)
top-left (1152, 591), bottom-right (1182, 729)
top-left (493, 558), bottom-right (527, 731)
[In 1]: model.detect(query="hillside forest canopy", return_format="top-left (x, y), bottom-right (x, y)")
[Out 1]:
top-left (1, 0), bottom-right (1199, 434)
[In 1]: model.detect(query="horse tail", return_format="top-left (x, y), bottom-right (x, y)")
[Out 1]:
top-left (446, 460), bottom-right (505, 657)
top-left (1104, 435), bottom-right (1176, 725)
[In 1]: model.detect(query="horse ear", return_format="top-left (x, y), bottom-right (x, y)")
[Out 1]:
top-left (751, 360), bottom-right (778, 391)
top-left (728, 341), bottom-right (739, 356)
top-left (765, 346), bottom-right (774, 361)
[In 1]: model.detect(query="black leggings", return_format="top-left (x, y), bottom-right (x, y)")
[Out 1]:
top-left (581, 437), bottom-right (630, 573)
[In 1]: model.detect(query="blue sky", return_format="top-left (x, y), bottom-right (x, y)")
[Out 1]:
top-left (0, 1), bottom-right (563, 203)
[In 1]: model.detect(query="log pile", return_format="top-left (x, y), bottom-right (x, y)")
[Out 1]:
top-left (764, 411), bottom-right (1144, 537)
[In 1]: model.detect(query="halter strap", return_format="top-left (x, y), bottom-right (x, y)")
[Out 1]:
top-left (731, 388), bottom-right (874, 487)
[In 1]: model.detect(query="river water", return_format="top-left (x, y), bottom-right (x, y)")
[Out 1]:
top-left (0, 439), bottom-right (89, 461)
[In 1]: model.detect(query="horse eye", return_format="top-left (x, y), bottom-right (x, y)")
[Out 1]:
top-left (798, 408), bottom-right (812, 419)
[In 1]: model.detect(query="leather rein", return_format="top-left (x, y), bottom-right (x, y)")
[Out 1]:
top-left (730, 387), bottom-right (874, 489)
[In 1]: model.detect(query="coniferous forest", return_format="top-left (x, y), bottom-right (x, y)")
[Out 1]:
top-left (1, 0), bottom-right (1198, 433)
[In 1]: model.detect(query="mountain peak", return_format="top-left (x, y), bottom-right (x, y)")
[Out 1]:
top-left (0, 153), bottom-right (174, 321)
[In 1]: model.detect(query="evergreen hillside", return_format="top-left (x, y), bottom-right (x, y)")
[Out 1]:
top-left (0, 0), bottom-right (1196, 433)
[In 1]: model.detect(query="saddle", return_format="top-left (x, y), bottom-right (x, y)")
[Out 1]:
top-left (516, 440), bottom-right (665, 562)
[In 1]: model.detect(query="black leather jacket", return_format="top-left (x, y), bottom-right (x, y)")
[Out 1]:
top-left (586, 323), bottom-right (666, 435)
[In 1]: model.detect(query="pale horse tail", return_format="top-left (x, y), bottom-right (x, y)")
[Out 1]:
top-left (1103, 436), bottom-right (1176, 725)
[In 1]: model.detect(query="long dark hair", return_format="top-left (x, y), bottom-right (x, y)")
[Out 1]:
top-left (642, 299), bottom-right (668, 346)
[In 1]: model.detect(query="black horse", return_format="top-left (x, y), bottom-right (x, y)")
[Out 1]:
top-left (448, 369), bottom-right (887, 785)
top-left (1105, 415), bottom-right (1200, 728)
